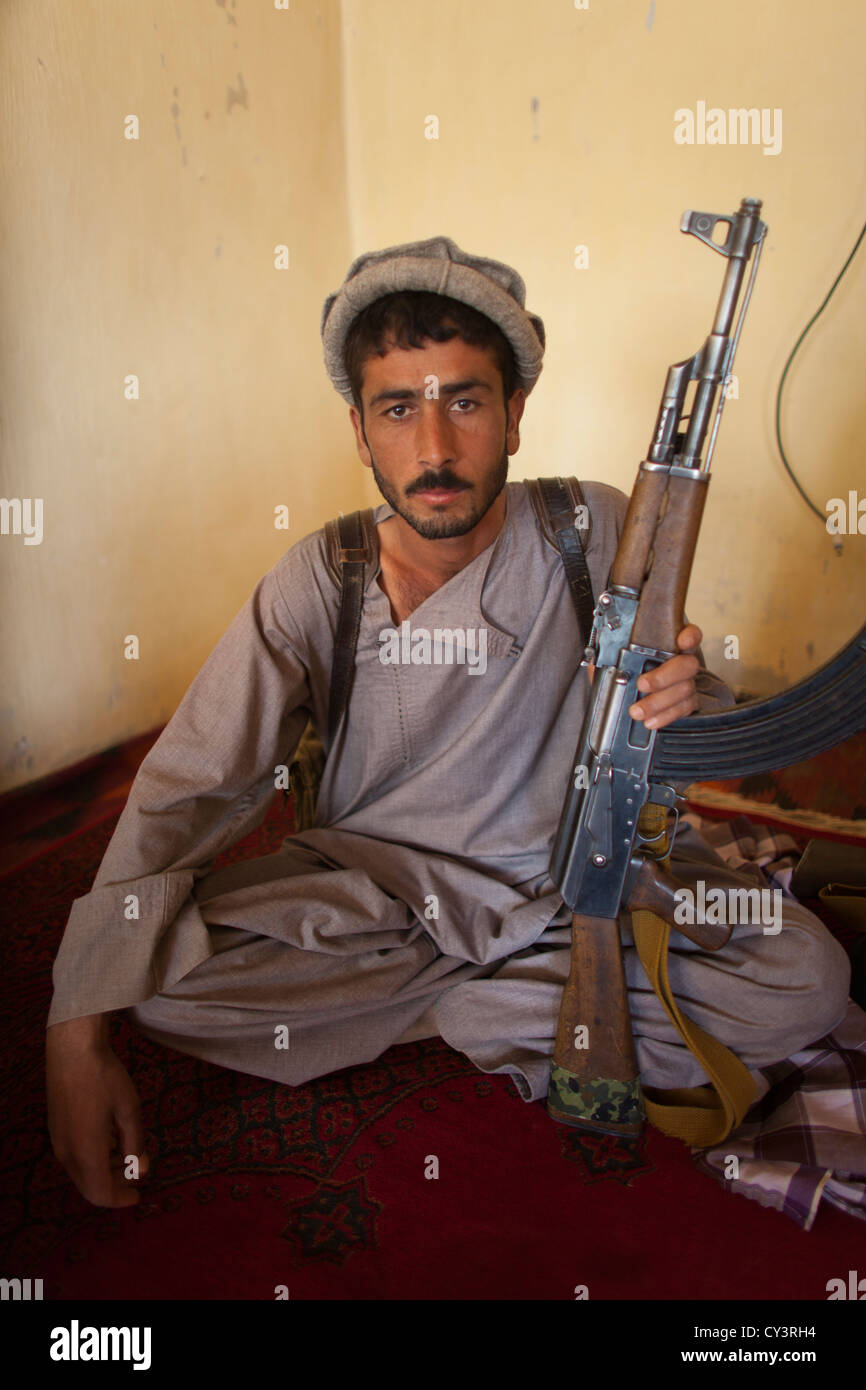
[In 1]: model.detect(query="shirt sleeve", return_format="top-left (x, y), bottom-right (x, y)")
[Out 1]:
top-left (46, 562), bottom-right (313, 1027)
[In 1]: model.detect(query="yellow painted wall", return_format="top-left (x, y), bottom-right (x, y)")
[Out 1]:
top-left (0, 0), bottom-right (360, 791)
top-left (2, 0), bottom-right (864, 792)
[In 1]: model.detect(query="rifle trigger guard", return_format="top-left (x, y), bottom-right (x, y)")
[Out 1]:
top-left (635, 797), bottom-right (679, 863)
top-left (647, 806), bottom-right (678, 858)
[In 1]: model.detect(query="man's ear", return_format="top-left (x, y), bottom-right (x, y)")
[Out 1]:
top-left (505, 387), bottom-right (526, 457)
top-left (349, 404), bottom-right (372, 469)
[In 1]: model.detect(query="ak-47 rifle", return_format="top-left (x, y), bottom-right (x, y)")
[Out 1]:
top-left (547, 196), bottom-right (761, 1136)
top-left (548, 195), bottom-right (866, 1137)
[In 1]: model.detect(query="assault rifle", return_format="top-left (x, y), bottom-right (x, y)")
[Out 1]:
top-left (547, 196), bottom-right (866, 1137)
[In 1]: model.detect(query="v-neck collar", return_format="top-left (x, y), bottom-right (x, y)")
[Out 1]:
top-left (364, 484), bottom-right (518, 630)
top-left (369, 483), bottom-right (514, 582)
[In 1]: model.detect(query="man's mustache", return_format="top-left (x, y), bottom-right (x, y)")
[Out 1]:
top-left (406, 470), bottom-right (470, 495)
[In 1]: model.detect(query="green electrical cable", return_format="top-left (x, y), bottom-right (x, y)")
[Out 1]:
top-left (774, 218), bottom-right (866, 523)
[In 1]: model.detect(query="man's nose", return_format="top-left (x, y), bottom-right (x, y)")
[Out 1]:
top-left (415, 404), bottom-right (456, 467)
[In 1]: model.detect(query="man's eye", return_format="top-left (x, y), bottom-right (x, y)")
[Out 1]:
top-left (385, 400), bottom-right (477, 418)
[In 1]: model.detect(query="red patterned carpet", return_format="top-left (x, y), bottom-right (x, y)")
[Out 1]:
top-left (2, 803), bottom-right (863, 1301)
top-left (689, 729), bottom-right (866, 838)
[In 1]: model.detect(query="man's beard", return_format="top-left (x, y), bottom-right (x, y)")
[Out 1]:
top-left (367, 442), bottom-right (510, 540)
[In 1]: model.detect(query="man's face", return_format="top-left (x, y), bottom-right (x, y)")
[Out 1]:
top-left (348, 333), bottom-right (525, 541)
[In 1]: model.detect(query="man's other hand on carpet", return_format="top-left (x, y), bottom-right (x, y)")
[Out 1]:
top-left (46, 1015), bottom-right (150, 1207)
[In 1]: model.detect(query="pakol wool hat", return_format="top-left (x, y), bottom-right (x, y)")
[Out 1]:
top-left (321, 235), bottom-right (546, 404)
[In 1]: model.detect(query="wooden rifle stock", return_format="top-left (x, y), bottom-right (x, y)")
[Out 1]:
top-left (549, 910), bottom-right (643, 1134)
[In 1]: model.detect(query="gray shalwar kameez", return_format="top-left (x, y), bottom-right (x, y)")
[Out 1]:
top-left (47, 481), bottom-right (851, 1102)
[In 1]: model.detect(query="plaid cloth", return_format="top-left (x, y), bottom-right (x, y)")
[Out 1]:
top-left (683, 812), bottom-right (866, 1229)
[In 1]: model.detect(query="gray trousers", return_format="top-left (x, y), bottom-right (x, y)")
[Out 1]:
top-left (125, 824), bottom-right (851, 1103)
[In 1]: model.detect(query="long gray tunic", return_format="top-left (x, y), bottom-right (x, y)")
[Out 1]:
top-left (47, 481), bottom-right (851, 1101)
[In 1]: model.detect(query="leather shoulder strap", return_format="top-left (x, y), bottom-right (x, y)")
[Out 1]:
top-left (323, 508), bottom-right (379, 586)
top-left (526, 476), bottom-right (595, 650)
top-left (322, 508), bottom-right (377, 742)
top-left (526, 476), bottom-right (592, 551)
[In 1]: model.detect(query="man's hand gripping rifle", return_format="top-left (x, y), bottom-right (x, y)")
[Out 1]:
top-left (547, 197), bottom-right (768, 1137)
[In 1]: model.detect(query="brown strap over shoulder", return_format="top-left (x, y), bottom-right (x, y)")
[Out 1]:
top-left (526, 476), bottom-right (595, 651)
top-left (323, 508), bottom-right (377, 742)
top-left (323, 508), bottom-right (379, 586)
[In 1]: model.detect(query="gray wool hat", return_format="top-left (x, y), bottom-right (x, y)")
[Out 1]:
top-left (320, 235), bottom-right (546, 404)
